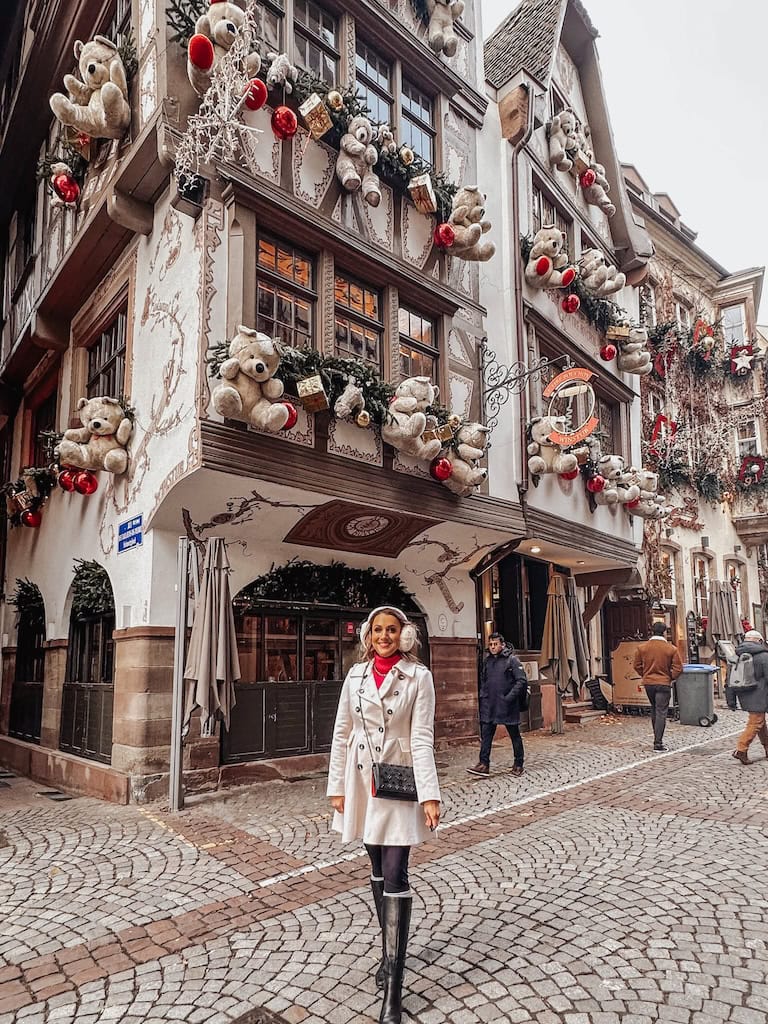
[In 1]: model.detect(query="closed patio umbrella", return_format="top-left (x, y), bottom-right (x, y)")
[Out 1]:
top-left (539, 575), bottom-right (578, 696)
top-left (707, 580), bottom-right (743, 648)
top-left (183, 537), bottom-right (240, 736)
top-left (566, 576), bottom-right (590, 689)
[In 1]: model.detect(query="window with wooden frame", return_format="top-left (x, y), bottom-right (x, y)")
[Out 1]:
top-left (550, 86), bottom-right (567, 119)
top-left (355, 40), bottom-right (393, 127)
top-left (103, 0), bottom-right (132, 44)
top-left (725, 559), bottom-right (748, 618)
top-left (398, 306), bottom-right (438, 381)
top-left (86, 308), bottom-right (127, 399)
top-left (693, 554), bottom-right (712, 619)
top-left (256, 235), bottom-right (315, 348)
top-left (401, 79), bottom-right (435, 165)
top-left (531, 181), bottom-right (572, 254)
top-left (334, 273), bottom-right (383, 370)
top-left (720, 303), bottom-right (747, 346)
top-left (659, 548), bottom-right (676, 604)
top-left (595, 394), bottom-right (622, 457)
top-left (254, 0), bottom-right (284, 53)
top-left (29, 382), bottom-right (59, 468)
top-left (293, 0), bottom-right (338, 86)
top-left (736, 419), bottom-right (761, 460)
top-left (675, 299), bottom-right (692, 332)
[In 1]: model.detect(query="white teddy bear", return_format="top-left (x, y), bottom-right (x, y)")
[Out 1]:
top-left (212, 326), bottom-right (290, 432)
top-left (525, 227), bottom-right (576, 290)
top-left (527, 417), bottom-right (579, 477)
top-left (582, 162), bottom-right (616, 217)
top-left (186, 3), bottom-right (261, 96)
top-left (617, 326), bottom-right (653, 376)
top-left (579, 248), bottom-right (626, 297)
top-left (441, 422), bottom-right (491, 496)
top-left (336, 115), bottom-right (381, 207)
top-left (547, 110), bottom-right (578, 172)
top-left (49, 36), bottom-right (131, 140)
top-left (626, 469), bottom-right (667, 519)
top-left (265, 51), bottom-right (298, 93)
top-left (448, 187), bottom-right (495, 262)
top-left (592, 454), bottom-right (624, 505)
top-left (425, 0), bottom-right (465, 57)
top-left (57, 396), bottom-right (133, 474)
top-left (382, 377), bottom-right (443, 462)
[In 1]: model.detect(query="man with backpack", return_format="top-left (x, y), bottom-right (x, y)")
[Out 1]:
top-left (467, 633), bottom-right (529, 778)
top-left (633, 622), bottom-right (683, 751)
top-left (732, 629), bottom-right (768, 765)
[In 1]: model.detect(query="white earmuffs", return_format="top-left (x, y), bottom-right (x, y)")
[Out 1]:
top-left (361, 606), bottom-right (418, 653)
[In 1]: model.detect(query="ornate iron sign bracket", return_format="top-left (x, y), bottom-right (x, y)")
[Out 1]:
top-left (481, 337), bottom-right (573, 434)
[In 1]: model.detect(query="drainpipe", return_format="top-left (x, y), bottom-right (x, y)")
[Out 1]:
top-left (509, 84), bottom-right (536, 501)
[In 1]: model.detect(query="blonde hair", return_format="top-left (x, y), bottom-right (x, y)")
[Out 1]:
top-left (358, 606), bottom-right (421, 662)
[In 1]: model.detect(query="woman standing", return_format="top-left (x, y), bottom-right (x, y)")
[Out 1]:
top-left (327, 606), bottom-right (441, 1024)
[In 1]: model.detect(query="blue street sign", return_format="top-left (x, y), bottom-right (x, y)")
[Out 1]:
top-left (118, 514), bottom-right (143, 553)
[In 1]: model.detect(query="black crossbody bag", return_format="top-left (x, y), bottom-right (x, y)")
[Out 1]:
top-left (359, 670), bottom-right (418, 802)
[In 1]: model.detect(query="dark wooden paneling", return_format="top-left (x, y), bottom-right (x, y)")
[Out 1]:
top-left (59, 683), bottom-right (113, 764)
top-left (8, 681), bottom-right (43, 743)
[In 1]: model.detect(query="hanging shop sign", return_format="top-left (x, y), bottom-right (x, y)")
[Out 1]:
top-left (543, 367), bottom-right (599, 446)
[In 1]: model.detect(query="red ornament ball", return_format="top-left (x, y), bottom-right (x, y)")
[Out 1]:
top-left (586, 475), bottom-right (606, 494)
top-left (58, 468), bottom-right (76, 492)
top-left (433, 222), bottom-right (456, 249)
top-left (282, 402), bottom-right (299, 430)
top-left (188, 33), bottom-right (215, 71)
top-left (579, 168), bottom-right (596, 188)
top-left (429, 457), bottom-right (454, 481)
top-left (560, 469), bottom-right (580, 481)
top-left (271, 105), bottom-right (298, 140)
top-left (74, 470), bottom-right (99, 495)
top-left (21, 508), bottom-right (42, 528)
top-left (561, 294), bottom-right (580, 314)
top-left (600, 344), bottom-right (617, 361)
top-left (53, 172), bottom-right (80, 204)
top-left (625, 498), bottom-right (640, 510)
top-left (243, 77), bottom-right (268, 111)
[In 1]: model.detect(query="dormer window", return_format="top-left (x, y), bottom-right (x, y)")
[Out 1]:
top-left (721, 303), bottom-right (747, 346)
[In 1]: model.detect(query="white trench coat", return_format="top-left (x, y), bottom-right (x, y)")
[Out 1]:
top-left (326, 659), bottom-right (441, 846)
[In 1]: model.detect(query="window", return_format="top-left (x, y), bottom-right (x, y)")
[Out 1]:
top-left (87, 309), bottom-right (127, 398)
top-left (639, 283), bottom-right (657, 327)
top-left (532, 183), bottom-right (571, 253)
top-left (660, 549), bottom-right (675, 604)
top-left (31, 387), bottom-right (58, 468)
top-left (401, 79), bottom-right (434, 164)
top-left (550, 88), bottom-right (567, 119)
top-left (736, 420), bottom-right (761, 460)
top-left (398, 306), bottom-right (437, 380)
top-left (721, 303), bottom-right (747, 346)
top-left (256, 236), bottom-right (314, 349)
top-left (103, 0), bottom-right (132, 44)
top-left (675, 301), bottom-right (692, 332)
top-left (495, 553), bottom-right (550, 652)
top-left (293, 0), bottom-right (338, 86)
top-left (334, 274), bottom-right (383, 370)
top-left (355, 42), bottom-right (392, 127)
top-left (595, 395), bottom-right (621, 457)
top-left (725, 560), bottom-right (747, 618)
top-left (254, 1), bottom-right (283, 52)
top-left (693, 556), bottom-right (711, 619)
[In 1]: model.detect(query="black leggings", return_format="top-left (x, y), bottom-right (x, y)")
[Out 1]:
top-left (365, 844), bottom-right (411, 894)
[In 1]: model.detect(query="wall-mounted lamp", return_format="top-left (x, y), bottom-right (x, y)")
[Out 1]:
top-left (734, 544), bottom-right (742, 554)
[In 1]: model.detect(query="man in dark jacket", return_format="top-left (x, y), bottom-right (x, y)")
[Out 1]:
top-left (732, 630), bottom-right (768, 765)
top-left (467, 633), bottom-right (528, 778)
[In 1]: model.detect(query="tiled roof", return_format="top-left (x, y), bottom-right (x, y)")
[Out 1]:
top-left (484, 0), bottom-right (565, 89)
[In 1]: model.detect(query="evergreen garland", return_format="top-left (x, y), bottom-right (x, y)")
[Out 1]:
top-left (693, 466), bottom-right (722, 505)
top-left (71, 559), bottom-right (115, 619)
top-left (166, 0), bottom-right (205, 45)
top-left (117, 30), bottom-right (139, 86)
top-left (1, 468), bottom-right (57, 527)
top-left (234, 559), bottom-right (419, 611)
top-left (8, 579), bottom-right (45, 623)
top-left (36, 144), bottom-right (89, 190)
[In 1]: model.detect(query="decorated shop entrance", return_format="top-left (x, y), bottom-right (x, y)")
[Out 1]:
top-left (223, 561), bottom-right (425, 763)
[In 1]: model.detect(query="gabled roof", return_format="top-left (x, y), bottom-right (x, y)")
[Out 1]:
top-left (484, 0), bottom-right (565, 89)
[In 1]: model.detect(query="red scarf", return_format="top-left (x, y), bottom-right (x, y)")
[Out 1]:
top-left (372, 653), bottom-right (400, 689)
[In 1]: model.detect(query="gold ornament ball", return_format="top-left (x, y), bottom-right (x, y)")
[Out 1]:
top-left (327, 90), bottom-right (344, 110)
top-left (448, 414), bottom-right (462, 430)
top-left (400, 146), bottom-right (415, 166)
top-left (356, 410), bottom-right (371, 428)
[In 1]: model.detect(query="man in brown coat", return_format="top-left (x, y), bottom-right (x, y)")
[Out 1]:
top-left (633, 622), bottom-right (684, 751)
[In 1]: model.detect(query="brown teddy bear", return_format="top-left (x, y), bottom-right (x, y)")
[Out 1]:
top-left (57, 397), bottom-right (133, 474)
top-left (212, 326), bottom-right (290, 432)
top-left (49, 36), bottom-right (131, 140)
top-left (336, 116), bottom-right (381, 207)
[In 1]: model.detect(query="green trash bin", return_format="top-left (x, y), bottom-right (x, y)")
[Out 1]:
top-left (676, 664), bottom-right (718, 727)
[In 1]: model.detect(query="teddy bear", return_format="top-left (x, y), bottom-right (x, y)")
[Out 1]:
top-left (211, 326), bottom-right (290, 432)
top-left (547, 110), bottom-right (578, 171)
top-left (376, 124), bottom-right (397, 156)
top-left (579, 248), bottom-right (626, 297)
top-left (524, 227), bottom-right (576, 290)
top-left (187, 2), bottom-right (261, 96)
top-left (333, 378), bottom-right (366, 421)
top-left (265, 51), bottom-right (298, 94)
top-left (625, 469), bottom-right (667, 519)
top-left (382, 377), bottom-right (443, 462)
top-left (441, 422), bottom-right (491, 496)
top-left (425, 0), bottom-right (465, 57)
top-left (591, 453), bottom-right (624, 505)
top-left (447, 187), bottom-right (495, 262)
top-left (57, 396), bottom-right (132, 474)
top-left (582, 162), bottom-right (616, 217)
top-left (527, 417), bottom-right (579, 477)
top-left (49, 36), bottom-right (131, 140)
top-left (336, 116), bottom-right (381, 207)
top-left (617, 326), bottom-right (653, 376)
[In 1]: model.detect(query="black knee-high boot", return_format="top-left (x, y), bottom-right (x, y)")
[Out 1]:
top-left (379, 893), bottom-right (412, 1024)
top-left (370, 877), bottom-right (386, 989)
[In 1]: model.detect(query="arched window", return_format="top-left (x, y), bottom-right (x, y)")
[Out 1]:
top-left (692, 553), bottom-right (713, 620)
top-left (60, 561), bottom-right (115, 764)
top-left (8, 580), bottom-right (45, 743)
top-left (724, 559), bottom-right (749, 620)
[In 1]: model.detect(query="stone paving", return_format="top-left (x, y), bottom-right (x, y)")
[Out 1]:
top-left (2, 709), bottom-right (768, 1023)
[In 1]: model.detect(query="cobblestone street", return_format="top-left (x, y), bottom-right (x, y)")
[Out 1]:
top-left (3, 710), bottom-right (768, 1024)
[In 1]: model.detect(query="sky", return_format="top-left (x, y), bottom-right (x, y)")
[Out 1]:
top-left (479, 0), bottom-right (768, 322)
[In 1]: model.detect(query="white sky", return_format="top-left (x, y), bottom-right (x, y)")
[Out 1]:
top-left (480, 0), bottom-right (768, 321)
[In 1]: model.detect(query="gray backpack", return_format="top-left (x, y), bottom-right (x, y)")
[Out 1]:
top-left (729, 652), bottom-right (757, 692)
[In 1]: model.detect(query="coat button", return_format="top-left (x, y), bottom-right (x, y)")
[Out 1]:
top-left (387, 709), bottom-right (393, 715)
top-left (394, 690), bottom-right (399, 695)
top-left (378, 727), bottom-right (384, 733)
top-left (356, 707), bottom-right (361, 713)
top-left (376, 746), bottom-right (381, 752)
top-left (359, 743), bottom-right (364, 749)
top-left (358, 764), bottom-right (363, 770)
